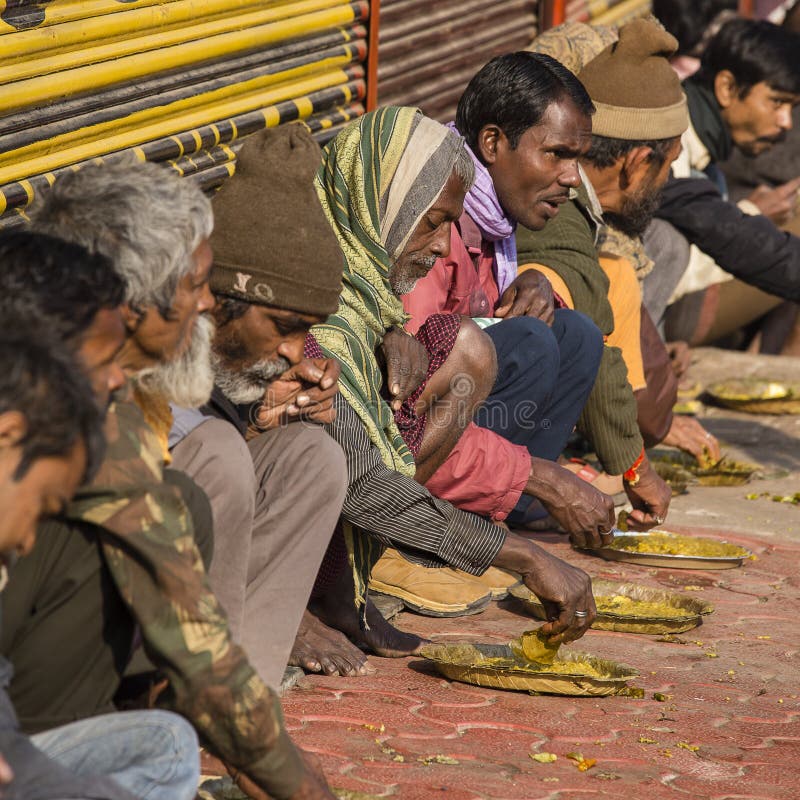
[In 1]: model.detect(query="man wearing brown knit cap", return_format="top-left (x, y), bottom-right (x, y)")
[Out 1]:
top-left (518, 17), bottom-right (698, 521)
top-left (169, 124), bottom-right (353, 691)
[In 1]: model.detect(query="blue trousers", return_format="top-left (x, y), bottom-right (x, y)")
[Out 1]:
top-left (475, 309), bottom-right (603, 524)
top-left (29, 710), bottom-right (199, 800)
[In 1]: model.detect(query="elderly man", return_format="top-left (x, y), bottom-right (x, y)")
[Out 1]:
top-left (3, 164), bottom-right (336, 800)
top-left (0, 238), bottom-right (200, 800)
top-left (517, 20), bottom-right (721, 473)
top-left (276, 106), bottom-right (600, 670)
top-left (167, 125), bottom-right (351, 682)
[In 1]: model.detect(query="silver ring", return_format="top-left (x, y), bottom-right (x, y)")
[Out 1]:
top-left (655, 516), bottom-right (665, 525)
top-left (574, 610), bottom-right (588, 618)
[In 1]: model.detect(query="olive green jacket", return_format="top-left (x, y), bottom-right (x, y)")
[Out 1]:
top-left (515, 181), bottom-right (643, 475)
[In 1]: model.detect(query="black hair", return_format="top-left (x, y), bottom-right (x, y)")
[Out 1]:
top-left (0, 332), bottom-right (105, 482)
top-left (695, 18), bottom-right (800, 96)
top-left (212, 293), bottom-right (251, 327)
top-left (0, 231), bottom-right (125, 343)
top-left (652, 0), bottom-right (737, 56)
top-left (583, 135), bottom-right (680, 170)
top-left (455, 51), bottom-right (595, 158)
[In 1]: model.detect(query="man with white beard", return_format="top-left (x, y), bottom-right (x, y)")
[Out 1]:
top-left (168, 125), bottom-right (352, 686)
top-left (14, 159), bottom-right (342, 800)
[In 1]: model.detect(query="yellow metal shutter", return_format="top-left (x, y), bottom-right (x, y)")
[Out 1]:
top-left (0, 0), bottom-right (370, 229)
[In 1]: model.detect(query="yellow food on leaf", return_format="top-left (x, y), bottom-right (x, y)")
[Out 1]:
top-left (595, 594), bottom-right (689, 618)
top-left (516, 629), bottom-right (560, 665)
top-left (612, 533), bottom-right (748, 558)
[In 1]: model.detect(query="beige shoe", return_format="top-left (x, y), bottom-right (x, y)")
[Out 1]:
top-left (369, 548), bottom-right (493, 617)
top-left (462, 566), bottom-right (522, 599)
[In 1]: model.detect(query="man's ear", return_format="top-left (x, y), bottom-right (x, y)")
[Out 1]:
top-left (476, 124), bottom-right (503, 165)
top-left (0, 411), bottom-right (27, 451)
top-left (713, 69), bottom-right (739, 109)
top-left (619, 146), bottom-right (654, 189)
top-left (120, 303), bottom-right (143, 334)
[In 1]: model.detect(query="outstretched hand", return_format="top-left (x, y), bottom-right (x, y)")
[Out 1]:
top-left (622, 455), bottom-right (672, 531)
top-left (662, 415), bottom-right (722, 465)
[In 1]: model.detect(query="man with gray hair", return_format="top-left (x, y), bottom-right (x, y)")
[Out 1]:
top-left (4, 160), bottom-right (339, 800)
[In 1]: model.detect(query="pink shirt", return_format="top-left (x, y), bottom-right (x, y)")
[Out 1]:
top-left (402, 215), bottom-right (530, 522)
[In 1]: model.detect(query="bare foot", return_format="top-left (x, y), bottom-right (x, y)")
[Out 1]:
top-left (289, 608), bottom-right (375, 677)
top-left (310, 569), bottom-right (428, 659)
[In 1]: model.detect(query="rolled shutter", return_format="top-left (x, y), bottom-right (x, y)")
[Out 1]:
top-left (0, 0), bottom-right (370, 229)
top-left (377, 0), bottom-right (539, 123)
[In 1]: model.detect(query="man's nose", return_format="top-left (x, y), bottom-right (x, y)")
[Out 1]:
top-left (778, 104), bottom-right (793, 131)
top-left (558, 160), bottom-right (581, 188)
top-left (430, 222), bottom-right (452, 259)
top-left (198, 283), bottom-right (215, 313)
top-left (279, 331), bottom-right (307, 365)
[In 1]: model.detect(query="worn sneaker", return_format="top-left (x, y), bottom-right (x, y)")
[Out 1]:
top-left (369, 548), bottom-right (493, 617)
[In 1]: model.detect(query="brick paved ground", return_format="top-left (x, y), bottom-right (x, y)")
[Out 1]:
top-left (202, 349), bottom-right (800, 799)
top-left (280, 350), bottom-right (800, 800)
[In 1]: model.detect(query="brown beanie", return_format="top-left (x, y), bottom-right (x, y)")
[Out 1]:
top-left (577, 18), bottom-right (689, 140)
top-left (210, 124), bottom-right (343, 316)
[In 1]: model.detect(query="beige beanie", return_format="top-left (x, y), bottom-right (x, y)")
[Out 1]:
top-left (577, 18), bottom-right (689, 140)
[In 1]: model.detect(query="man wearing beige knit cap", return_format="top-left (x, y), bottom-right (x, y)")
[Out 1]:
top-left (518, 17), bottom-right (697, 521)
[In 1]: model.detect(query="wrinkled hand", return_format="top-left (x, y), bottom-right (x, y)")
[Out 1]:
top-left (229, 749), bottom-right (335, 800)
top-left (381, 326), bottom-right (429, 411)
top-left (666, 340), bottom-right (691, 379)
top-left (747, 177), bottom-right (800, 225)
top-left (253, 358), bottom-right (340, 430)
top-left (622, 455), bottom-right (671, 531)
top-left (532, 461), bottom-right (615, 549)
top-left (662, 415), bottom-right (721, 465)
top-left (521, 548), bottom-right (596, 644)
top-left (494, 269), bottom-right (555, 325)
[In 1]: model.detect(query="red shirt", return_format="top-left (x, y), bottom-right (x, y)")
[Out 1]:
top-left (404, 214), bottom-right (500, 335)
top-left (402, 215), bottom-right (530, 522)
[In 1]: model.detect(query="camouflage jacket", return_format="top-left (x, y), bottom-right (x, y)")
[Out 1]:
top-left (67, 390), bottom-right (306, 799)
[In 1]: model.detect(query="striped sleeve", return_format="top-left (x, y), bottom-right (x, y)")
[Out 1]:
top-left (326, 396), bottom-right (506, 575)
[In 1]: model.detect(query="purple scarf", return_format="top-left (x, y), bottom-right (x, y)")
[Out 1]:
top-left (446, 123), bottom-right (517, 295)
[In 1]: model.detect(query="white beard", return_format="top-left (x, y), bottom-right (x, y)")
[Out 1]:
top-left (133, 314), bottom-right (215, 407)
top-left (211, 351), bottom-right (291, 405)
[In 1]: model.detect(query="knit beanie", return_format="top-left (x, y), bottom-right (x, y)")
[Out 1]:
top-left (577, 18), bottom-right (689, 140)
top-left (210, 124), bottom-right (344, 316)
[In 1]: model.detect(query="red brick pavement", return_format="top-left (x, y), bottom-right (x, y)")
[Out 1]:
top-left (281, 526), bottom-right (800, 799)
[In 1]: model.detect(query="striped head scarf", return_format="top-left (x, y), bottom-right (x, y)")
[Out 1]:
top-left (313, 106), bottom-right (467, 477)
top-left (312, 107), bottom-right (468, 617)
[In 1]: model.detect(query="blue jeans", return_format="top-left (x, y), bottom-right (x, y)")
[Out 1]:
top-left (31, 710), bottom-right (199, 800)
top-left (475, 309), bottom-right (603, 525)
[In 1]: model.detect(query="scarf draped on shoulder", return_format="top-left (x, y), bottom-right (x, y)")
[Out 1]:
top-left (312, 106), bottom-right (466, 618)
top-left (313, 106), bottom-right (465, 477)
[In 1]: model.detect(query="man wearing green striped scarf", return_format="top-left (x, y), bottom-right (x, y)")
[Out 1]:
top-left (300, 107), bottom-right (599, 674)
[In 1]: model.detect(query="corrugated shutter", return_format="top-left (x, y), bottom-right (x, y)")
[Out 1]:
top-left (564, 0), bottom-right (651, 25)
top-left (0, 0), bottom-right (370, 229)
top-left (377, 0), bottom-right (538, 123)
